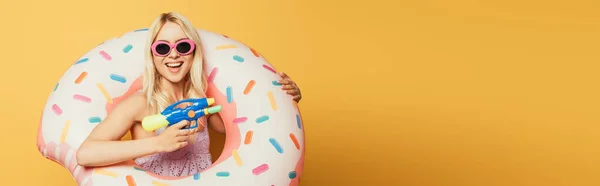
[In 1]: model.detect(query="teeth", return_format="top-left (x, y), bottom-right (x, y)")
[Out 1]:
top-left (166, 62), bottom-right (183, 67)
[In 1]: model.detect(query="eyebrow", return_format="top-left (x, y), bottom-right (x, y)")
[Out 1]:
top-left (156, 37), bottom-right (189, 43)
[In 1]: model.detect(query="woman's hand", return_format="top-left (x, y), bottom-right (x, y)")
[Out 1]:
top-left (278, 72), bottom-right (302, 102)
top-left (153, 120), bottom-right (197, 153)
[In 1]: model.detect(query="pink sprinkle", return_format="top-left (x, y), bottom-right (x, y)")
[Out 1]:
top-left (252, 163), bottom-right (269, 175)
top-left (99, 51), bottom-right (112, 60)
top-left (207, 67), bottom-right (218, 83)
top-left (52, 104), bottom-right (62, 115)
top-left (262, 64), bottom-right (276, 74)
top-left (73, 94), bottom-right (91, 103)
top-left (233, 117), bottom-right (247, 124)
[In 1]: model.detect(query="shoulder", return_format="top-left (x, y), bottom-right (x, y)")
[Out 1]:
top-left (115, 92), bottom-right (150, 119)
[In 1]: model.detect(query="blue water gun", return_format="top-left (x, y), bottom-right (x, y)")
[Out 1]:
top-left (142, 98), bottom-right (222, 131)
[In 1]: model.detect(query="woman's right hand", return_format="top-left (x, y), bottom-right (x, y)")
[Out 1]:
top-left (153, 120), bottom-right (197, 153)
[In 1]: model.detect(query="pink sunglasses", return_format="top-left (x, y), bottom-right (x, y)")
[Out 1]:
top-left (151, 39), bottom-right (196, 57)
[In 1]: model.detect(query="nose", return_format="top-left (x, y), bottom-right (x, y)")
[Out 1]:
top-left (168, 47), bottom-right (179, 58)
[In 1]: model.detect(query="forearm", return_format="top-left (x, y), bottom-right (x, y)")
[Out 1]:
top-left (76, 137), bottom-right (158, 167)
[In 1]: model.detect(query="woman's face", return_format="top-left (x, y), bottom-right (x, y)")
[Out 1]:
top-left (152, 21), bottom-right (195, 84)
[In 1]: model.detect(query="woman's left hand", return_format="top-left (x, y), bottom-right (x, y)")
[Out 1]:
top-left (278, 72), bottom-right (302, 103)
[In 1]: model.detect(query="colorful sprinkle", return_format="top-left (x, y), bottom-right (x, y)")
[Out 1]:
top-left (296, 114), bottom-right (302, 129)
top-left (232, 149), bottom-right (243, 166)
top-left (233, 117), bottom-right (247, 124)
top-left (207, 67), bottom-right (218, 84)
top-left (289, 171), bottom-right (297, 179)
top-left (256, 115), bottom-right (269, 123)
top-left (126, 175), bottom-right (136, 186)
top-left (94, 169), bottom-right (118, 177)
top-left (60, 120), bottom-right (71, 143)
top-left (74, 58), bottom-right (89, 64)
top-left (216, 44), bottom-right (237, 50)
top-left (250, 48), bottom-right (260, 57)
top-left (272, 81), bottom-right (281, 86)
top-left (53, 83), bottom-right (59, 92)
top-left (290, 133), bottom-right (300, 150)
top-left (233, 55), bottom-right (244, 62)
top-left (133, 167), bottom-right (145, 171)
top-left (99, 51), bottom-right (112, 61)
top-left (88, 117), bottom-right (102, 123)
top-left (262, 64), bottom-right (276, 74)
top-left (52, 104), bottom-right (62, 115)
top-left (110, 73), bottom-right (127, 83)
top-left (222, 34), bottom-right (229, 38)
top-left (193, 173), bottom-right (200, 180)
top-left (97, 83), bottom-right (113, 104)
top-left (216, 171), bottom-right (230, 177)
top-left (226, 86), bottom-right (233, 103)
top-left (123, 44), bottom-right (133, 53)
top-left (75, 72), bottom-right (88, 84)
top-left (73, 94), bottom-right (91, 103)
top-left (268, 91), bottom-right (277, 111)
top-left (252, 164), bottom-right (269, 175)
top-left (244, 80), bottom-right (255, 95)
top-left (244, 131), bottom-right (254, 144)
top-left (151, 181), bottom-right (168, 186)
top-left (134, 28), bottom-right (148, 32)
top-left (269, 138), bottom-right (284, 153)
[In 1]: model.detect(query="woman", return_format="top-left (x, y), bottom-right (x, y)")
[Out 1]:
top-left (75, 12), bottom-right (303, 177)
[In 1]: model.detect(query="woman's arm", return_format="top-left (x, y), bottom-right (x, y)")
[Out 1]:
top-left (207, 114), bottom-right (226, 134)
top-left (76, 94), bottom-right (158, 167)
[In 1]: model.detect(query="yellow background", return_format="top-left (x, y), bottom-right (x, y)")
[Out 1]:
top-left (1, 0), bottom-right (600, 185)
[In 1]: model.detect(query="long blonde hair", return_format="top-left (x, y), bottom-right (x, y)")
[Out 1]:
top-left (142, 12), bottom-right (208, 114)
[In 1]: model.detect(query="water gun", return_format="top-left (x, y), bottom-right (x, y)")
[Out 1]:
top-left (142, 98), bottom-right (223, 131)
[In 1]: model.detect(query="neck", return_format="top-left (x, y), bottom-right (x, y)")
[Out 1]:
top-left (159, 77), bottom-right (187, 101)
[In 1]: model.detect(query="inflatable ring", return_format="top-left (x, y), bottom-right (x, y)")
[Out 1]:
top-left (36, 28), bottom-right (305, 186)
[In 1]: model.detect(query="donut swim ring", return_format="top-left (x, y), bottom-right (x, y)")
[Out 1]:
top-left (36, 28), bottom-right (305, 186)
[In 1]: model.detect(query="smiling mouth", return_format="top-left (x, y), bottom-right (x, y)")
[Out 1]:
top-left (165, 62), bottom-right (183, 68)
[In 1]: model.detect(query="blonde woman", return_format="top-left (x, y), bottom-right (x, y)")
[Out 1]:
top-left (76, 12), bottom-right (303, 177)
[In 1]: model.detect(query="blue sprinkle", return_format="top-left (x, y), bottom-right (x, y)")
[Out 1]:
top-left (110, 74), bottom-right (127, 83)
top-left (193, 173), bottom-right (200, 180)
top-left (133, 167), bottom-right (145, 171)
top-left (256, 115), bottom-right (269, 123)
top-left (233, 55), bottom-right (244, 62)
top-left (74, 58), bottom-right (89, 64)
top-left (216, 171), bottom-right (230, 177)
top-left (123, 44), bottom-right (133, 53)
top-left (226, 86), bottom-right (232, 103)
top-left (296, 114), bottom-right (302, 129)
top-left (289, 171), bottom-right (297, 179)
top-left (53, 83), bottom-right (59, 92)
top-left (272, 81), bottom-right (281, 86)
top-left (269, 138), bottom-right (284, 153)
top-left (134, 28), bottom-right (149, 32)
top-left (88, 117), bottom-right (102, 123)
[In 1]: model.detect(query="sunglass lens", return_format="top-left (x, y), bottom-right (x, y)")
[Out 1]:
top-left (176, 42), bottom-right (192, 54)
top-left (155, 44), bottom-right (171, 55)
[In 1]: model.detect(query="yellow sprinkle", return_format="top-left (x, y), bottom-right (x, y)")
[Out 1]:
top-left (97, 83), bottom-right (113, 104)
top-left (152, 181), bottom-right (169, 186)
top-left (268, 91), bottom-right (277, 111)
top-left (232, 149), bottom-right (242, 166)
top-left (94, 169), bottom-right (118, 178)
top-left (60, 120), bottom-right (71, 143)
top-left (215, 44), bottom-right (237, 50)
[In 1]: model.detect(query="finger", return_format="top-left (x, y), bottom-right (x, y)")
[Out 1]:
top-left (278, 72), bottom-right (289, 79)
top-left (278, 79), bottom-right (291, 85)
top-left (285, 89), bottom-right (299, 95)
top-left (177, 141), bottom-right (189, 148)
top-left (293, 95), bottom-right (302, 102)
top-left (176, 136), bottom-right (189, 142)
top-left (173, 120), bottom-right (190, 129)
top-left (281, 85), bottom-right (295, 90)
top-left (177, 129), bottom-right (191, 136)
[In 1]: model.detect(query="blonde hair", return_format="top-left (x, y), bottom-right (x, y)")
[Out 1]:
top-left (142, 12), bottom-right (208, 114)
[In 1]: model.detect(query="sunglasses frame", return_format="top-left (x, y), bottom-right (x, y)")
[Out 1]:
top-left (151, 39), bottom-right (196, 57)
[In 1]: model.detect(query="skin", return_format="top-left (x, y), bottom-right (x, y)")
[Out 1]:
top-left (76, 21), bottom-right (302, 167)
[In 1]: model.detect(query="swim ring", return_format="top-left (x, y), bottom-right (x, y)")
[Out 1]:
top-left (36, 28), bottom-right (305, 186)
